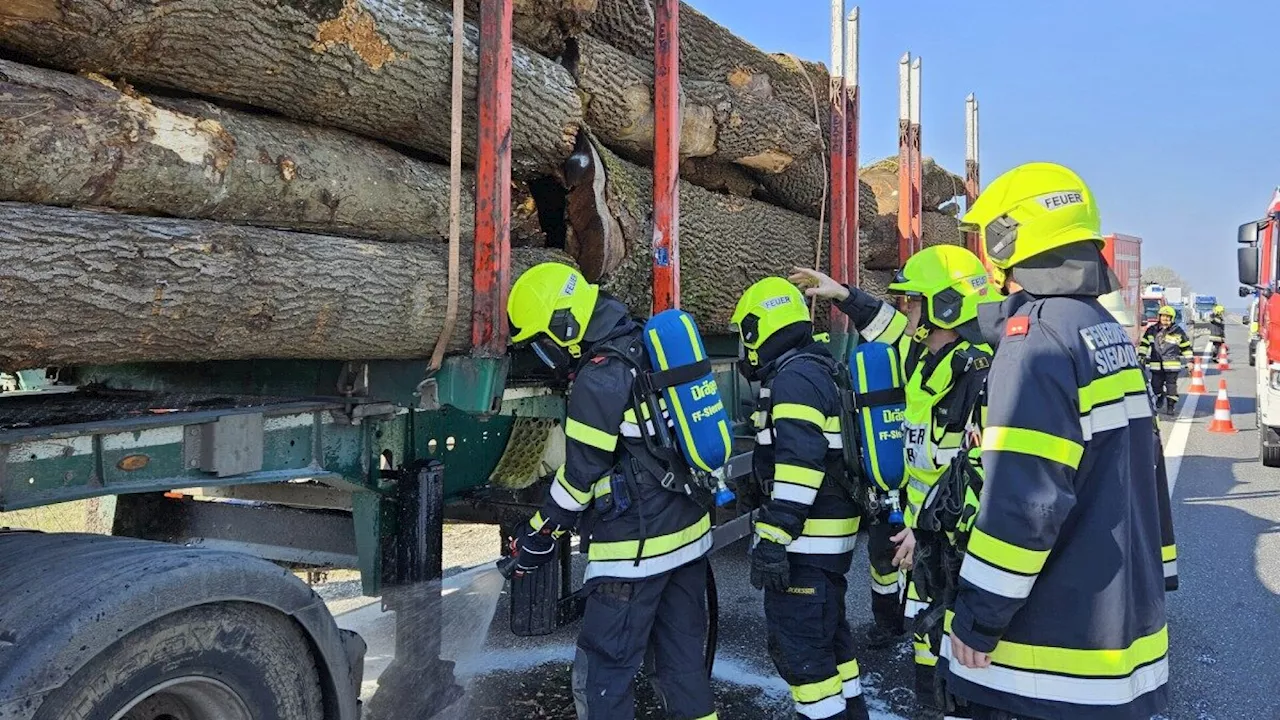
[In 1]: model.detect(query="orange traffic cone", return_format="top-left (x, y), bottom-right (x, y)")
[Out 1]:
top-left (1207, 379), bottom-right (1238, 434)
top-left (1187, 357), bottom-right (1208, 395)
top-left (1217, 344), bottom-right (1231, 371)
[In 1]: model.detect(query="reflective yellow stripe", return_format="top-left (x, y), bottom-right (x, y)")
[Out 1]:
top-left (990, 626), bottom-right (1168, 677)
top-left (790, 674), bottom-right (842, 703)
top-left (756, 522), bottom-right (793, 545)
top-left (565, 417), bottom-right (617, 452)
top-left (772, 402), bottom-right (826, 428)
top-left (967, 527), bottom-right (1050, 575)
top-left (870, 567), bottom-right (898, 586)
top-left (593, 476), bottom-right (612, 497)
top-left (530, 511), bottom-right (548, 531)
top-left (1079, 369), bottom-right (1148, 413)
top-left (982, 426), bottom-right (1084, 469)
top-left (883, 312), bottom-right (909, 343)
top-left (837, 659), bottom-right (860, 681)
top-left (801, 517), bottom-right (859, 537)
top-left (1162, 544), bottom-right (1177, 562)
top-left (775, 463), bottom-right (825, 488)
top-left (914, 637), bottom-right (938, 666)
top-left (588, 513), bottom-right (712, 561)
top-left (555, 467), bottom-right (594, 505)
top-left (690, 714), bottom-right (717, 720)
top-left (823, 416), bottom-right (841, 432)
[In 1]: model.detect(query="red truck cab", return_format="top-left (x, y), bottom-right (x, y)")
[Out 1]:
top-left (1102, 233), bottom-right (1143, 343)
top-left (1237, 188), bottom-right (1280, 464)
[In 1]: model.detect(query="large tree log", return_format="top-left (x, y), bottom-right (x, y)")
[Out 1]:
top-left (572, 34), bottom-right (821, 174)
top-left (755, 152), bottom-right (879, 226)
top-left (564, 139), bottom-right (830, 331)
top-left (0, 0), bottom-right (583, 176)
top-left (860, 157), bottom-right (966, 214)
top-left (0, 59), bottom-right (512, 243)
top-left (425, 0), bottom-right (596, 57)
top-left (860, 211), bottom-right (964, 271)
top-left (0, 203), bottom-right (564, 370)
top-left (590, 0), bottom-right (827, 123)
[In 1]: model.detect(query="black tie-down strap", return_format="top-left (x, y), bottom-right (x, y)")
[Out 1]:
top-left (635, 358), bottom-right (713, 394)
top-left (857, 387), bottom-right (906, 408)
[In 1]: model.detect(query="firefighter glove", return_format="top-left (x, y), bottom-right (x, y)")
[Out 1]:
top-left (750, 538), bottom-right (790, 592)
top-left (512, 527), bottom-right (557, 576)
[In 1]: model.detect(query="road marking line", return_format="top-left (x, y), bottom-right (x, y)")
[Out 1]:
top-left (1165, 392), bottom-right (1200, 496)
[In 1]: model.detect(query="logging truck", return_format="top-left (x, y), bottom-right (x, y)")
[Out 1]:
top-left (0, 1), bottom-right (976, 719)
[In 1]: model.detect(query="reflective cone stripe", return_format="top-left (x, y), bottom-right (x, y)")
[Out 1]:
top-left (1207, 379), bottom-right (1238, 434)
top-left (1187, 357), bottom-right (1207, 395)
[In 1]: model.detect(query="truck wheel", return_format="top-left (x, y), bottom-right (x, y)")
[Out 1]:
top-left (1262, 431), bottom-right (1280, 468)
top-left (32, 603), bottom-right (323, 720)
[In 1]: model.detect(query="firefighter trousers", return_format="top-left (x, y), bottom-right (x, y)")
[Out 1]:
top-left (764, 564), bottom-right (869, 720)
top-left (903, 574), bottom-right (938, 705)
top-left (571, 558), bottom-right (716, 720)
top-left (867, 514), bottom-right (904, 632)
top-left (1149, 369), bottom-right (1180, 413)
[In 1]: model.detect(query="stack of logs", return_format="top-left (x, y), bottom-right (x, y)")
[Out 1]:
top-left (0, 0), bottom-right (965, 370)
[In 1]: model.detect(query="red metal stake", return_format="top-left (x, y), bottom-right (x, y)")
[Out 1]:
top-left (909, 57), bottom-right (923, 256)
top-left (828, 0), bottom-right (847, 330)
top-left (964, 94), bottom-right (982, 257)
top-left (652, 0), bottom-right (681, 313)
top-left (896, 53), bottom-right (911, 268)
top-left (844, 8), bottom-right (860, 290)
top-left (472, 0), bottom-right (514, 355)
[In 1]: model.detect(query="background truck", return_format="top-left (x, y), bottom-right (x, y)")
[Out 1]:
top-left (1192, 293), bottom-right (1219, 322)
top-left (1236, 188), bottom-right (1280, 465)
top-left (0, 1), bottom-right (978, 718)
top-left (1102, 233), bottom-right (1143, 341)
top-left (1142, 284), bottom-right (1169, 329)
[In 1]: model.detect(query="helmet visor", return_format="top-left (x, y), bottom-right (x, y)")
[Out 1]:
top-left (530, 336), bottom-right (573, 372)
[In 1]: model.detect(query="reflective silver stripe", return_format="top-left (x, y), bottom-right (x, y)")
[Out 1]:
top-left (861, 302), bottom-right (897, 342)
top-left (759, 387), bottom-right (772, 399)
top-left (871, 580), bottom-right (900, 596)
top-left (583, 531), bottom-right (712, 581)
top-left (941, 637), bottom-right (1170, 706)
top-left (842, 678), bottom-right (863, 699)
top-left (796, 694), bottom-right (845, 719)
top-left (788, 534), bottom-right (858, 554)
top-left (904, 598), bottom-right (930, 619)
top-left (824, 432), bottom-right (844, 449)
top-left (958, 554), bottom-right (1036, 599)
top-left (551, 479), bottom-right (590, 512)
top-left (907, 477), bottom-right (932, 497)
top-left (1081, 395), bottom-right (1152, 440)
top-left (1164, 560), bottom-right (1178, 578)
top-left (773, 483), bottom-right (818, 505)
top-left (934, 447), bottom-right (961, 465)
top-left (756, 429), bottom-right (774, 445)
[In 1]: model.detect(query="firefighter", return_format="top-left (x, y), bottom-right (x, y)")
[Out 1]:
top-left (944, 162), bottom-right (1173, 719)
top-left (731, 277), bottom-right (869, 720)
top-left (1138, 305), bottom-right (1193, 415)
top-left (1209, 303), bottom-right (1227, 357)
top-left (506, 262), bottom-right (717, 720)
top-left (792, 244), bottom-right (994, 709)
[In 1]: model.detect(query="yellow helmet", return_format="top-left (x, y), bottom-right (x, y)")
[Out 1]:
top-left (960, 162), bottom-right (1102, 275)
top-left (507, 262), bottom-right (599, 361)
top-left (1158, 305), bottom-right (1176, 318)
top-left (730, 277), bottom-right (810, 367)
top-left (1213, 304), bottom-right (1224, 314)
top-left (887, 245), bottom-right (992, 329)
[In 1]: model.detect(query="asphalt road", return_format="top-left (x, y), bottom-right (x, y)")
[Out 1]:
top-left (336, 323), bottom-right (1280, 720)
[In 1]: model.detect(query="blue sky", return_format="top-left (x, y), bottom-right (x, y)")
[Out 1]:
top-left (688, 0), bottom-right (1277, 303)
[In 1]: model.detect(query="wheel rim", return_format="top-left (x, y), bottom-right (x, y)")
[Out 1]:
top-left (109, 676), bottom-right (253, 720)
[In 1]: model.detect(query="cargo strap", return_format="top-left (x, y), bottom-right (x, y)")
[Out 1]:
top-left (641, 358), bottom-right (713, 392)
top-left (858, 387), bottom-right (906, 407)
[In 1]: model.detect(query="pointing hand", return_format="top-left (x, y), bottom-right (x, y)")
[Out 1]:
top-left (789, 267), bottom-right (850, 302)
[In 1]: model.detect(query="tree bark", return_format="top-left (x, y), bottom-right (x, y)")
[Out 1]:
top-left (424, 0), bottom-right (596, 58)
top-left (0, 203), bottom-right (565, 370)
top-left (564, 139), bottom-right (829, 331)
top-left (755, 152), bottom-right (879, 226)
top-left (572, 34), bottom-right (821, 175)
top-left (589, 0), bottom-right (827, 123)
top-left (860, 211), bottom-right (964, 271)
top-left (0, 0), bottom-right (583, 176)
top-left (860, 156), bottom-right (966, 214)
top-left (0, 60), bottom-right (506, 243)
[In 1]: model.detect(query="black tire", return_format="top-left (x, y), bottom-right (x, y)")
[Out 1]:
top-left (1262, 429), bottom-right (1280, 468)
top-left (33, 603), bottom-right (323, 720)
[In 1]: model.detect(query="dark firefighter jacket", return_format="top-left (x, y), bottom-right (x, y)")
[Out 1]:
top-left (1138, 324), bottom-right (1192, 371)
top-left (531, 307), bottom-right (711, 585)
top-left (1209, 313), bottom-right (1225, 342)
top-left (943, 291), bottom-right (1176, 720)
top-left (752, 341), bottom-right (861, 573)
top-left (834, 288), bottom-right (992, 527)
